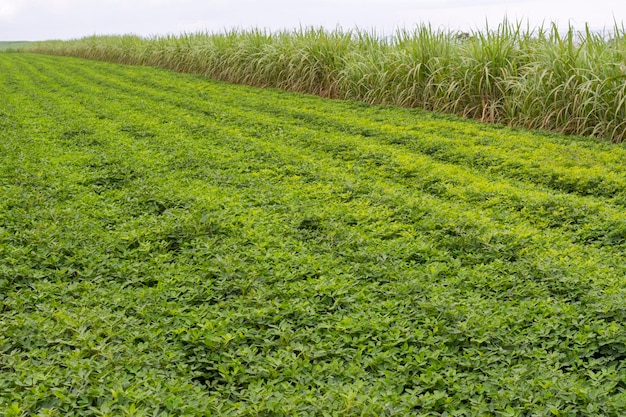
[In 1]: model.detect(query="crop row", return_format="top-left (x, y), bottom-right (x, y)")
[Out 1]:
top-left (21, 22), bottom-right (626, 142)
top-left (2, 54), bottom-right (626, 415)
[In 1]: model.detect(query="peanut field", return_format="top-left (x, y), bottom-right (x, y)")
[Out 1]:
top-left (2, 53), bottom-right (626, 416)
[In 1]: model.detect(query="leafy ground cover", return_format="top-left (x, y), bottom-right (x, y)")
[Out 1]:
top-left (2, 53), bottom-right (626, 416)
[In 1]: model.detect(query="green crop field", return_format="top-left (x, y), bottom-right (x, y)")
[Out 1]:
top-left (2, 53), bottom-right (626, 416)
top-left (0, 42), bottom-right (31, 51)
top-left (23, 24), bottom-right (626, 143)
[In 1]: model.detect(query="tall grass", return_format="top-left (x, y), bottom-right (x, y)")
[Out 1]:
top-left (24, 21), bottom-right (626, 142)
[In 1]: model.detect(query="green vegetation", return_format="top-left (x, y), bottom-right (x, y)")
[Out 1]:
top-left (2, 53), bottom-right (626, 415)
top-left (21, 22), bottom-right (626, 142)
top-left (0, 41), bottom-right (31, 51)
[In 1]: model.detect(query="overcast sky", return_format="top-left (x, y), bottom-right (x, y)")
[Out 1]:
top-left (1, 0), bottom-right (625, 41)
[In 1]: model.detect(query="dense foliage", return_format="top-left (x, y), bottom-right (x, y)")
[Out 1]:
top-left (2, 54), bottom-right (626, 415)
top-left (23, 22), bottom-right (626, 142)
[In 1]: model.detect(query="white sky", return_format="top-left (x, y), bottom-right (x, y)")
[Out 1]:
top-left (1, 0), bottom-right (625, 41)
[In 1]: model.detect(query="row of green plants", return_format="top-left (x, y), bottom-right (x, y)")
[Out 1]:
top-left (2, 54), bottom-right (626, 415)
top-left (20, 21), bottom-right (626, 142)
